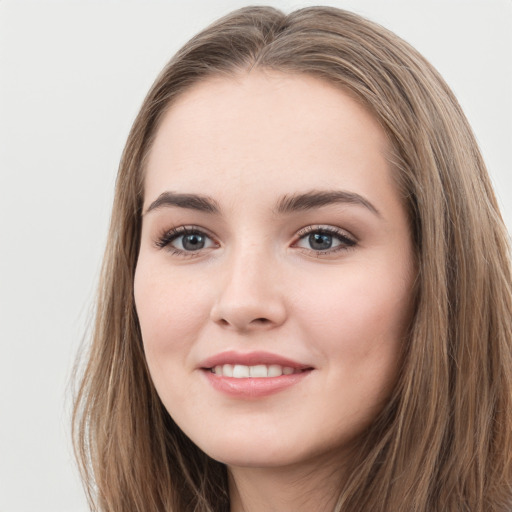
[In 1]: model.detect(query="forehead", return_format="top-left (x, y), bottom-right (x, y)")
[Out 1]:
top-left (144, 71), bottom-right (393, 209)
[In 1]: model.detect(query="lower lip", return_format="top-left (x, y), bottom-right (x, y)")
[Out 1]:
top-left (202, 369), bottom-right (312, 398)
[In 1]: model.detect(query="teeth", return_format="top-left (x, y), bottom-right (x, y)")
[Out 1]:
top-left (211, 364), bottom-right (298, 378)
top-left (268, 364), bottom-right (282, 377)
top-left (249, 364), bottom-right (267, 377)
top-left (233, 364), bottom-right (250, 378)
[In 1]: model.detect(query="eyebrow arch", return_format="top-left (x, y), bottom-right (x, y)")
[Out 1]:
top-left (275, 190), bottom-right (380, 216)
top-left (144, 192), bottom-right (220, 215)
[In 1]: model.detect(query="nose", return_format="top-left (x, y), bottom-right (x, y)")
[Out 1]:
top-left (210, 247), bottom-right (287, 332)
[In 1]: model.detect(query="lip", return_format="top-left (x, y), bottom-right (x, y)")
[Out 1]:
top-left (198, 350), bottom-right (311, 370)
top-left (199, 351), bottom-right (314, 398)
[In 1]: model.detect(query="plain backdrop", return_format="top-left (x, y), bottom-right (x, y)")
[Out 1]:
top-left (0, 1), bottom-right (511, 511)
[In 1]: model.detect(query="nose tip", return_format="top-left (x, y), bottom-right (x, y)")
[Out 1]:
top-left (213, 313), bottom-right (278, 332)
top-left (209, 259), bottom-right (287, 332)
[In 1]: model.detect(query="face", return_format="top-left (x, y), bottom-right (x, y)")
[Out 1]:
top-left (134, 71), bottom-right (416, 470)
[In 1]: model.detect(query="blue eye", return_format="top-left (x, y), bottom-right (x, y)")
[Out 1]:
top-left (175, 232), bottom-right (209, 251)
top-left (295, 227), bottom-right (356, 253)
top-left (156, 227), bottom-right (216, 253)
top-left (308, 233), bottom-right (334, 250)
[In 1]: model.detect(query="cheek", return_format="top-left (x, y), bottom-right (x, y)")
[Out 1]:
top-left (134, 260), bottom-right (210, 362)
top-left (294, 264), bottom-right (411, 368)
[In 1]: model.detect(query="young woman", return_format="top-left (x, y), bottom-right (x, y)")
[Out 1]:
top-left (73, 6), bottom-right (512, 511)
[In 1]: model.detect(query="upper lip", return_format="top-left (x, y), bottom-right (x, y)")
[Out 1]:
top-left (199, 350), bottom-right (312, 370)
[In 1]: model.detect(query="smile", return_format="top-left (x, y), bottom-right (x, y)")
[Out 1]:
top-left (210, 364), bottom-right (302, 378)
top-left (199, 351), bottom-right (314, 398)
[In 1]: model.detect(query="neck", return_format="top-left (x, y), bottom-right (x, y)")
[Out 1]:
top-left (228, 456), bottom-right (347, 512)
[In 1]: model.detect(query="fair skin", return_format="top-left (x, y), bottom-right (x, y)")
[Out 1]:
top-left (134, 71), bottom-right (416, 511)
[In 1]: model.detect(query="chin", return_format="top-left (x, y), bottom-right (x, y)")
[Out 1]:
top-left (189, 427), bottom-right (301, 468)
top-left (192, 426), bottom-right (351, 471)
top-left (207, 446), bottom-right (305, 469)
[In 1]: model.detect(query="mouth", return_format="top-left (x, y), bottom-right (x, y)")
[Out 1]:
top-left (208, 363), bottom-right (308, 378)
top-left (199, 351), bottom-right (314, 398)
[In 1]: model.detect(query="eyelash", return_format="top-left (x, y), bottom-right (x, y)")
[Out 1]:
top-left (155, 225), bottom-right (218, 257)
top-left (154, 225), bottom-right (357, 257)
top-left (294, 225), bottom-right (357, 255)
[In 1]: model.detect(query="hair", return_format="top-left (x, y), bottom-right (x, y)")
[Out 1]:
top-left (72, 5), bottom-right (512, 511)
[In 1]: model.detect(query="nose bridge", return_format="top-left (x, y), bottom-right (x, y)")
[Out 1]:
top-left (210, 240), bottom-right (286, 331)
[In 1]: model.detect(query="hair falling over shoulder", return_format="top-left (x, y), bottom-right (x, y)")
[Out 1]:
top-left (72, 6), bottom-right (512, 511)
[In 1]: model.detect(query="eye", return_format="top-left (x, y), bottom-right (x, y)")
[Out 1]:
top-left (156, 226), bottom-right (217, 254)
top-left (173, 232), bottom-right (214, 251)
top-left (294, 226), bottom-right (356, 254)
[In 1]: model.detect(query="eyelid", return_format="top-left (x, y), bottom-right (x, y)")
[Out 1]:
top-left (154, 225), bottom-right (219, 254)
top-left (295, 224), bottom-right (355, 239)
top-left (293, 225), bottom-right (357, 254)
top-left (153, 223), bottom-right (357, 257)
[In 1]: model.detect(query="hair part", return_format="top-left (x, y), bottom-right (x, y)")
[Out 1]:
top-left (73, 6), bottom-right (512, 511)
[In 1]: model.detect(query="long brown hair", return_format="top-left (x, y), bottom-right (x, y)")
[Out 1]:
top-left (73, 6), bottom-right (512, 511)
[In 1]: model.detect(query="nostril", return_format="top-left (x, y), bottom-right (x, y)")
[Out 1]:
top-left (215, 316), bottom-right (272, 330)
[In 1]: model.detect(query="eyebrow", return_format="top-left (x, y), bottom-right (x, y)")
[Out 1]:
top-left (144, 189), bottom-right (380, 217)
top-left (275, 190), bottom-right (380, 216)
top-left (144, 192), bottom-right (220, 215)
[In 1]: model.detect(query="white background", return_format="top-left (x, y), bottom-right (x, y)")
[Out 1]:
top-left (0, 1), bottom-right (510, 511)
